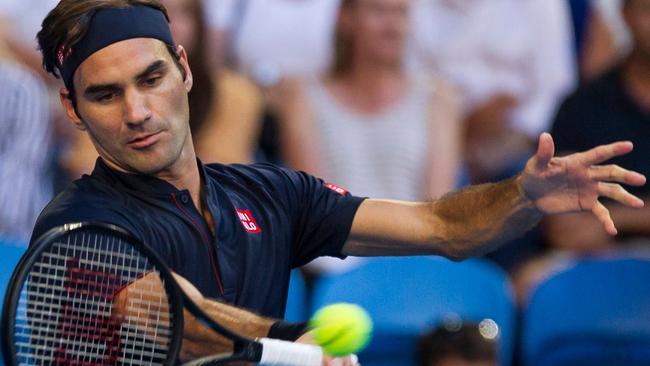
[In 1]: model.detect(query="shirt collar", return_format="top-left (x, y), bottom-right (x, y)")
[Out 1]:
top-left (90, 157), bottom-right (210, 196)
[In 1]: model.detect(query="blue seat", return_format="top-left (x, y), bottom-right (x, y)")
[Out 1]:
top-left (0, 239), bottom-right (26, 304)
top-left (284, 269), bottom-right (308, 322)
top-left (0, 239), bottom-right (27, 366)
top-left (311, 257), bottom-right (515, 366)
top-left (522, 254), bottom-right (650, 366)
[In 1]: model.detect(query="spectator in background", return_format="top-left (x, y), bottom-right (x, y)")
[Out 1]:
top-left (163, 0), bottom-right (263, 165)
top-left (568, 0), bottom-right (620, 80)
top-left (202, 0), bottom-right (346, 164)
top-left (0, 59), bottom-right (52, 242)
top-left (204, 0), bottom-right (342, 86)
top-left (279, 0), bottom-right (462, 273)
top-left (1, 0), bottom-right (75, 193)
top-left (409, 0), bottom-right (576, 184)
top-left (515, 0), bottom-right (650, 304)
top-left (595, 0), bottom-right (635, 56)
top-left (418, 324), bottom-right (497, 366)
top-left (63, 0), bottom-right (264, 178)
top-left (0, 30), bottom-right (10, 60)
top-left (408, 0), bottom-right (576, 271)
top-left (0, 0), bottom-right (59, 74)
top-left (192, 0), bottom-right (232, 68)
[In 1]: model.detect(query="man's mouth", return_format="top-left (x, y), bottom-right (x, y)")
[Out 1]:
top-left (127, 131), bottom-right (163, 149)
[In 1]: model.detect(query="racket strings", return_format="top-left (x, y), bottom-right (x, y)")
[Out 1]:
top-left (13, 230), bottom-right (175, 365)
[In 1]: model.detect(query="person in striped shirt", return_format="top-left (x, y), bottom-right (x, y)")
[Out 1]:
top-left (0, 59), bottom-right (53, 242)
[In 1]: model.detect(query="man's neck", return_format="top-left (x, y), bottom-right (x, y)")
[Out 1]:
top-left (155, 146), bottom-right (216, 234)
top-left (623, 50), bottom-right (650, 112)
top-left (102, 136), bottom-right (203, 210)
top-left (155, 147), bottom-right (203, 211)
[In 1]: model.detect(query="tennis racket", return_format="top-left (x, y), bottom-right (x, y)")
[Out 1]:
top-left (1, 222), bottom-right (323, 365)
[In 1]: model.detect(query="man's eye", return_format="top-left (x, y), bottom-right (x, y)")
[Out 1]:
top-left (144, 77), bottom-right (161, 87)
top-left (96, 93), bottom-right (115, 102)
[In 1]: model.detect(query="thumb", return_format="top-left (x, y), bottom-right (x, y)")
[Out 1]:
top-left (535, 132), bottom-right (555, 170)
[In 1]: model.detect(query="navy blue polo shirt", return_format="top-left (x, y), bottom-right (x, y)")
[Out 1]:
top-left (31, 159), bottom-right (365, 318)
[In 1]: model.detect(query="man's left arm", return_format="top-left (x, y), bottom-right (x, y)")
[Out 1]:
top-left (342, 133), bottom-right (646, 260)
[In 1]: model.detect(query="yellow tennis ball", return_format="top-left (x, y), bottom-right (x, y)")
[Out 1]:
top-left (309, 303), bottom-right (373, 357)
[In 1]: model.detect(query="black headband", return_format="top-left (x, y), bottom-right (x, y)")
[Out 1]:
top-left (58, 5), bottom-right (175, 91)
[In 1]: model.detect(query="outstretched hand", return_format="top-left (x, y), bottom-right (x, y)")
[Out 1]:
top-left (519, 133), bottom-right (646, 235)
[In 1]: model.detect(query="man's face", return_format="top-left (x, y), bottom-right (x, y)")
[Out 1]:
top-left (63, 38), bottom-right (193, 175)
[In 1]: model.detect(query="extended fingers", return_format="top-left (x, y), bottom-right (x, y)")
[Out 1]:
top-left (591, 200), bottom-right (617, 236)
top-left (598, 182), bottom-right (645, 208)
top-left (590, 165), bottom-right (647, 186)
top-left (577, 141), bottom-right (634, 166)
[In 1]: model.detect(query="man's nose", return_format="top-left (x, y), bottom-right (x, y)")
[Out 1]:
top-left (123, 89), bottom-right (152, 126)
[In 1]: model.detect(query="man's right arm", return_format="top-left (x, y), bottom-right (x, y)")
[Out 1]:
top-left (170, 273), bottom-right (276, 362)
top-left (117, 272), bottom-right (356, 365)
top-left (115, 272), bottom-right (278, 362)
top-left (343, 135), bottom-right (646, 260)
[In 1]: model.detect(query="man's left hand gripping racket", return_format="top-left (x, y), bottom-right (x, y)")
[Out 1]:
top-left (1, 222), bottom-right (323, 365)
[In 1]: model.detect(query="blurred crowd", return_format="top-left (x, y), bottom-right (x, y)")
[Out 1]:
top-left (0, 0), bottom-right (649, 364)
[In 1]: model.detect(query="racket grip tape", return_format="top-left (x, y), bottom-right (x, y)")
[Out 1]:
top-left (258, 337), bottom-right (323, 366)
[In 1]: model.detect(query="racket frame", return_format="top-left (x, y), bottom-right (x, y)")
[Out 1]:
top-left (0, 222), bottom-right (308, 366)
top-left (1, 222), bottom-right (186, 366)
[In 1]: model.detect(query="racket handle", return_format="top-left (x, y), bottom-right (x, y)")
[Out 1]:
top-left (258, 337), bottom-right (323, 366)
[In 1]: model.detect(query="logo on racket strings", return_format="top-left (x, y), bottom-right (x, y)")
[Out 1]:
top-left (54, 257), bottom-right (124, 365)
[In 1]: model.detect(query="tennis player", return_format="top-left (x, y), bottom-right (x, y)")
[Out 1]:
top-left (31, 0), bottom-right (645, 363)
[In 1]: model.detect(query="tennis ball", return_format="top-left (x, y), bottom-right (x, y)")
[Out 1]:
top-left (309, 302), bottom-right (373, 357)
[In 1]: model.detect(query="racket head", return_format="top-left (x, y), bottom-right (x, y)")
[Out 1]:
top-left (1, 222), bottom-right (185, 366)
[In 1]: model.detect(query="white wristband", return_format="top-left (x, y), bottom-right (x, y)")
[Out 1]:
top-left (258, 337), bottom-right (323, 366)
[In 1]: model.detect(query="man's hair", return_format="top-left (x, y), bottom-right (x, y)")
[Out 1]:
top-left (417, 324), bottom-right (497, 366)
top-left (37, 0), bottom-right (185, 103)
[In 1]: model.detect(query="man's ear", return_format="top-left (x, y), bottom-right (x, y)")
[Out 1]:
top-left (176, 45), bottom-right (193, 92)
top-left (60, 88), bottom-right (86, 131)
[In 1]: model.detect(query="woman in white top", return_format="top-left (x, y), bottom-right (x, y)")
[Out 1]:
top-left (408, 0), bottom-right (577, 183)
top-left (279, 0), bottom-right (463, 272)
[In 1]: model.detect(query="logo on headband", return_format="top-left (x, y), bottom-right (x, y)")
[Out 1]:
top-left (57, 46), bottom-right (72, 67)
